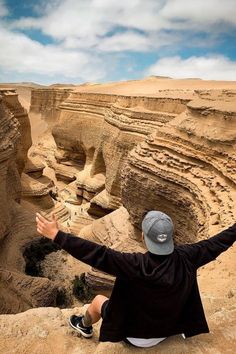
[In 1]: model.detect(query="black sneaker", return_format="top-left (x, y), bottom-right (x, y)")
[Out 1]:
top-left (69, 315), bottom-right (93, 338)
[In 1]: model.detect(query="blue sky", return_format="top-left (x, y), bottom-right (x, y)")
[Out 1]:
top-left (0, 0), bottom-right (236, 84)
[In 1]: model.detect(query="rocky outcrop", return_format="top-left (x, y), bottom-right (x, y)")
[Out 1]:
top-left (80, 207), bottom-right (143, 290)
top-left (0, 90), bottom-right (21, 233)
top-left (1, 88), bottom-right (32, 174)
top-left (0, 293), bottom-right (235, 354)
top-left (21, 172), bottom-right (55, 210)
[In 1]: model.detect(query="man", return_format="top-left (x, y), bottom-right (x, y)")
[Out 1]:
top-left (36, 211), bottom-right (236, 348)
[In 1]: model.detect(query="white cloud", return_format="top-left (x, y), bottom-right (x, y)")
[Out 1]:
top-left (7, 0), bottom-right (167, 53)
top-left (97, 31), bottom-right (151, 52)
top-left (0, 0), bottom-right (8, 17)
top-left (0, 26), bottom-right (105, 81)
top-left (160, 0), bottom-right (236, 27)
top-left (9, 0), bottom-right (236, 52)
top-left (11, 0), bottom-right (112, 41)
top-left (96, 30), bottom-right (183, 52)
top-left (4, 0), bottom-right (236, 59)
top-left (11, 0), bottom-right (164, 40)
top-left (1, 0), bottom-right (236, 83)
top-left (32, 0), bottom-right (62, 16)
top-left (146, 55), bottom-right (236, 80)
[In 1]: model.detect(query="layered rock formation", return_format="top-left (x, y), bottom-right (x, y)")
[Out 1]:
top-left (30, 87), bottom-right (73, 125)
top-left (1, 88), bottom-right (32, 174)
top-left (0, 89), bottom-right (58, 314)
top-left (52, 89), bottom-right (188, 219)
top-left (122, 90), bottom-right (236, 243)
top-left (51, 81), bottom-right (236, 230)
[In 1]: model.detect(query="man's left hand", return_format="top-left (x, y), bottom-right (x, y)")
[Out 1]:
top-left (36, 213), bottom-right (59, 240)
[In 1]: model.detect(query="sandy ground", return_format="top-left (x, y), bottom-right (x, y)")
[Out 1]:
top-left (73, 76), bottom-right (236, 95)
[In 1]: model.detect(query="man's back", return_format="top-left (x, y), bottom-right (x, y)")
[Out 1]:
top-left (99, 247), bottom-right (208, 341)
top-left (52, 222), bottom-right (236, 342)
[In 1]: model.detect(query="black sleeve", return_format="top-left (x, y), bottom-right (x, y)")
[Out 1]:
top-left (178, 223), bottom-right (236, 268)
top-left (53, 230), bottom-right (142, 278)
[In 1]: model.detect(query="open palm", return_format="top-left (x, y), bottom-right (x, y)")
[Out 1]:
top-left (36, 212), bottom-right (59, 240)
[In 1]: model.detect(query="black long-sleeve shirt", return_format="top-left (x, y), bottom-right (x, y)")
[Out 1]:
top-left (54, 224), bottom-right (236, 342)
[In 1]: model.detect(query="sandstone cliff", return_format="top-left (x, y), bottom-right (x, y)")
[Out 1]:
top-left (30, 87), bottom-right (74, 125)
top-left (0, 290), bottom-right (235, 353)
top-left (122, 90), bottom-right (236, 242)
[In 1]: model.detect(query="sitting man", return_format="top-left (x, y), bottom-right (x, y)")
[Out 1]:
top-left (36, 211), bottom-right (236, 348)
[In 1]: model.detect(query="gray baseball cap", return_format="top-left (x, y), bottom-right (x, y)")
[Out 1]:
top-left (142, 211), bottom-right (174, 255)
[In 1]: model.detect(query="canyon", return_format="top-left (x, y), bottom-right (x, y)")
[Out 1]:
top-left (0, 77), bottom-right (235, 353)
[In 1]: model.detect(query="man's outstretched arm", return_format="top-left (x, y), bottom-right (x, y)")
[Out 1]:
top-left (178, 223), bottom-right (236, 269)
top-left (35, 213), bottom-right (142, 279)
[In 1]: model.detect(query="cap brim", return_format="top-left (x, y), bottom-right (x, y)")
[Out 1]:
top-left (144, 233), bottom-right (174, 255)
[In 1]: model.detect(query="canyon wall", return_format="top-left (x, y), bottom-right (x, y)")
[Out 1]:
top-left (0, 89), bottom-right (58, 314)
top-left (30, 87), bottom-right (74, 125)
top-left (122, 90), bottom-right (236, 243)
top-left (2, 88), bottom-right (32, 174)
top-left (51, 82), bottom-right (236, 240)
top-left (52, 90), bottom-right (188, 220)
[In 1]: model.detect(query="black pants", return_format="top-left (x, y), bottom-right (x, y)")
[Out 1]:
top-left (100, 300), bottom-right (135, 346)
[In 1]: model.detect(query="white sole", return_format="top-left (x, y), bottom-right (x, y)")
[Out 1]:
top-left (68, 318), bottom-right (93, 338)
